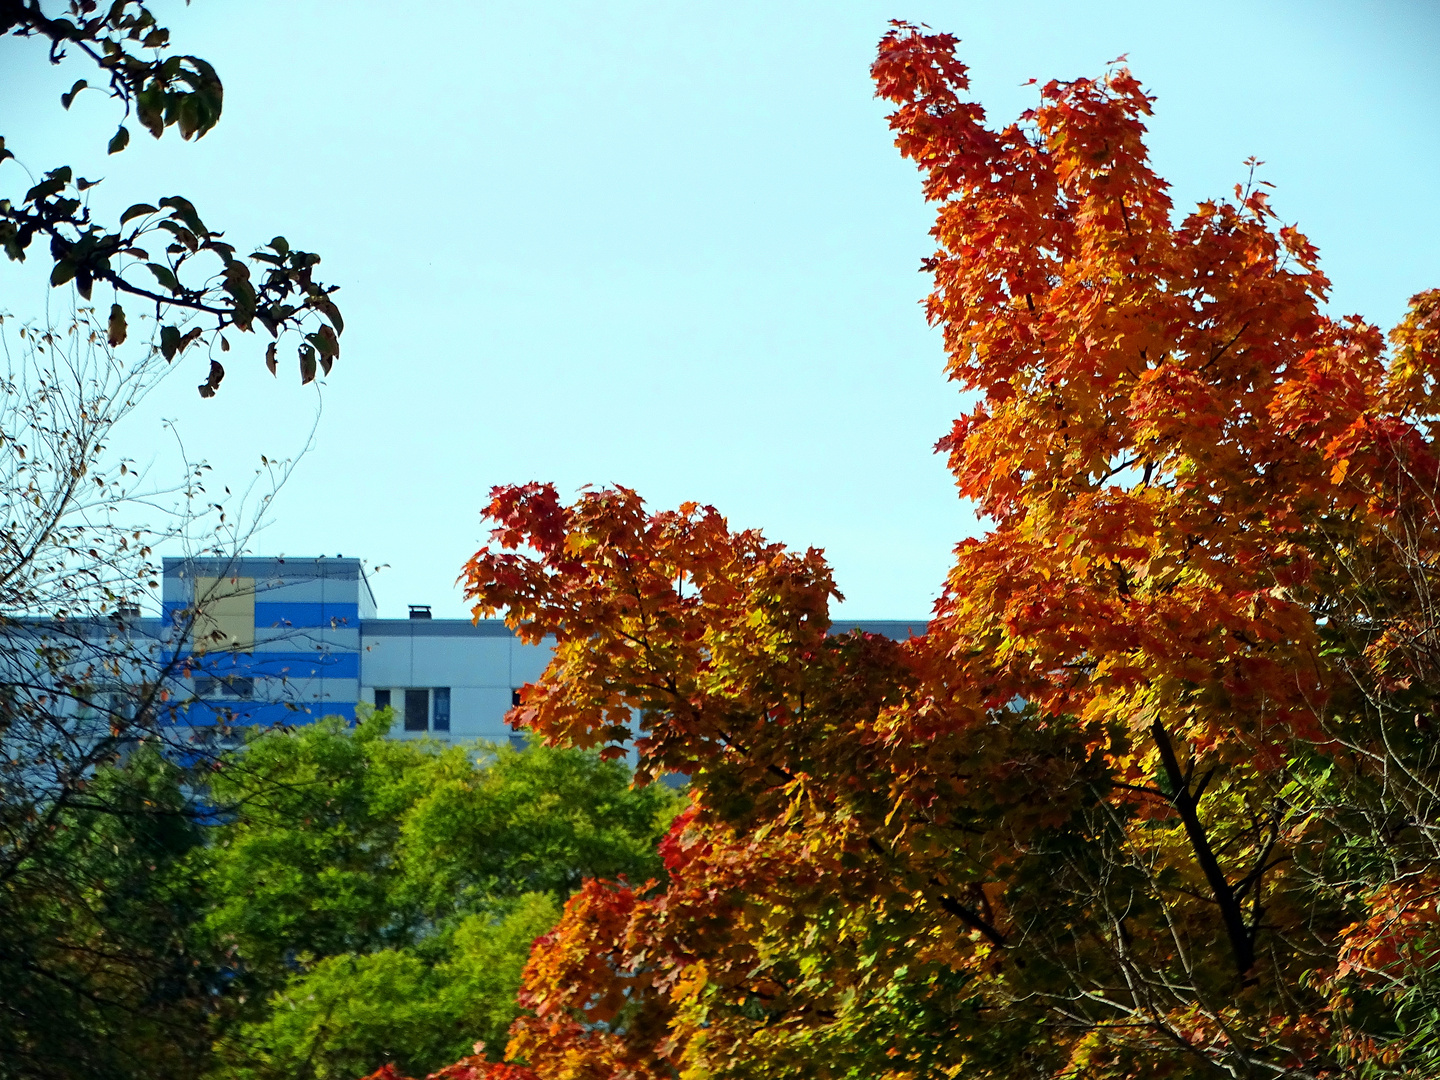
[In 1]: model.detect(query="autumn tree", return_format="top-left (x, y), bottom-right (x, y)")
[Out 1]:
top-left (417, 22), bottom-right (1440, 1080)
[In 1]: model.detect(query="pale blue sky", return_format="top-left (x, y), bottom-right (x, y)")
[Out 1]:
top-left (2, 1), bottom-right (1437, 617)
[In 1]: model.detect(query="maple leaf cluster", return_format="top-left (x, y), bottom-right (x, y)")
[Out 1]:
top-left (377, 22), bottom-right (1440, 1080)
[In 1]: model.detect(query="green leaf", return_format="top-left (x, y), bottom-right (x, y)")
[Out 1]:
top-left (159, 324), bottom-right (181, 360)
top-left (136, 82), bottom-right (165, 138)
top-left (50, 261), bottom-right (77, 287)
top-left (305, 324), bottom-right (340, 375)
top-left (223, 267), bottom-right (257, 330)
top-left (60, 79), bottom-right (88, 110)
top-left (119, 202), bottom-right (157, 225)
top-left (265, 342), bottom-right (278, 376)
top-left (107, 125), bottom-right (130, 155)
top-left (24, 177), bottom-right (67, 203)
top-left (156, 219), bottom-right (198, 251)
top-left (0, 220), bottom-right (28, 261)
top-left (158, 196), bottom-right (206, 236)
top-left (176, 94), bottom-right (199, 140)
top-left (145, 262), bottom-right (181, 294)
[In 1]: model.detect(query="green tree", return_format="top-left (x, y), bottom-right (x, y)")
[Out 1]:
top-left (0, 742), bottom-right (221, 1080)
top-left (202, 711), bottom-right (680, 1080)
top-left (0, 706), bottom-right (678, 1080)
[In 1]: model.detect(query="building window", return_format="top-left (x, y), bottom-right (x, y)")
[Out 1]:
top-left (375, 688), bottom-right (449, 733)
top-left (510, 689), bottom-right (522, 707)
top-left (195, 675), bottom-right (254, 700)
top-left (508, 733), bottom-right (527, 751)
top-left (404, 688), bottom-right (429, 732)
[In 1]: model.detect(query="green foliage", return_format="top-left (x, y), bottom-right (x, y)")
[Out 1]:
top-left (0, 709), bottom-right (677, 1080)
top-left (202, 711), bottom-right (679, 1080)
top-left (0, 743), bottom-right (220, 1080)
top-left (217, 897), bottom-right (558, 1080)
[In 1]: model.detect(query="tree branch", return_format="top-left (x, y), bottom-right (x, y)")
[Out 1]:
top-left (1151, 719), bottom-right (1254, 974)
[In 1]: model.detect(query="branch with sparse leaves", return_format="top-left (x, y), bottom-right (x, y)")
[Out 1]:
top-left (0, 0), bottom-right (343, 396)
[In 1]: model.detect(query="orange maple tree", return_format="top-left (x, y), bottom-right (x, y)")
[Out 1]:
top-left (372, 22), bottom-right (1440, 1080)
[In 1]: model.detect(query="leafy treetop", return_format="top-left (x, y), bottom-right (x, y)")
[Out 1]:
top-left (391, 21), bottom-right (1440, 1080)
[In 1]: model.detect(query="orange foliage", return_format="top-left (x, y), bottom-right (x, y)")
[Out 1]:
top-left (425, 22), bottom-right (1440, 1080)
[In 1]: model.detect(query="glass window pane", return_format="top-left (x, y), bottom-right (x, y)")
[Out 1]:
top-left (374, 688), bottom-right (391, 710)
top-left (432, 687), bottom-right (450, 732)
top-left (404, 688), bottom-right (428, 731)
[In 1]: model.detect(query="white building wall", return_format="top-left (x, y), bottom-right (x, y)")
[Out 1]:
top-left (413, 636), bottom-right (509, 688)
top-left (359, 620), bottom-right (555, 743)
top-left (510, 639), bottom-right (554, 686)
top-left (450, 687), bottom-right (515, 740)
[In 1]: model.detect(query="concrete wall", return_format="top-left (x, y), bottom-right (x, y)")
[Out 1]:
top-left (360, 619), bottom-right (554, 742)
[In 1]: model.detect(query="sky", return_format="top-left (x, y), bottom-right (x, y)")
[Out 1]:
top-left (2, 0), bottom-right (1438, 619)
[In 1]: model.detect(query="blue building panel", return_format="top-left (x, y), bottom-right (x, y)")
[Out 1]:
top-left (254, 602), bottom-right (361, 629)
top-left (182, 651), bottom-right (361, 680)
top-left (173, 699), bottom-right (359, 727)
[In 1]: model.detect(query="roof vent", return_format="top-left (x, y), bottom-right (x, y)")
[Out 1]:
top-left (408, 604), bottom-right (432, 620)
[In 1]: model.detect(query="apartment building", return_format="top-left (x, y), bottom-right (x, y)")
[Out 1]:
top-left (165, 555), bottom-right (926, 743)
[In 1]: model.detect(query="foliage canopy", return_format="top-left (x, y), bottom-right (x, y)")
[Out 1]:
top-left (203, 714), bottom-right (677, 1080)
top-left (409, 22), bottom-right (1440, 1080)
top-left (0, 713), bottom-right (679, 1080)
